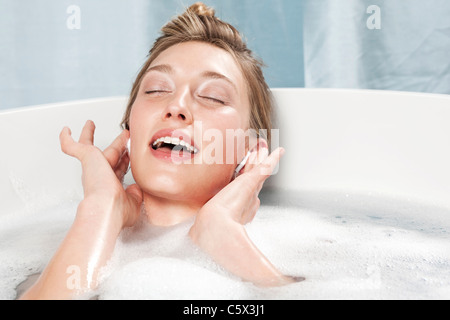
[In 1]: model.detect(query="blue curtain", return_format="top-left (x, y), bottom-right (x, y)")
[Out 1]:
top-left (303, 0), bottom-right (450, 94)
top-left (1, 0), bottom-right (449, 110)
top-left (0, 0), bottom-right (304, 110)
top-left (0, 0), bottom-right (172, 109)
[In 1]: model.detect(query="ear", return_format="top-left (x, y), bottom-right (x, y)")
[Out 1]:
top-left (235, 137), bottom-right (269, 177)
top-left (248, 137), bottom-right (269, 165)
top-left (247, 133), bottom-right (268, 153)
top-left (254, 138), bottom-right (268, 151)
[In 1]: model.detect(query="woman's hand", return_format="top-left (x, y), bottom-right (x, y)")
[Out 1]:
top-left (189, 147), bottom-right (297, 287)
top-left (195, 146), bottom-right (278, 225)
top-left (21, 120), bottom-right (143, 299)
top-left (59, 120), bottom-right (142, 228)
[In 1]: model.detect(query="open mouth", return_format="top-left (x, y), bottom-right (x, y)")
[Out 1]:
top-left (151, 136), bottom-right (199, 155)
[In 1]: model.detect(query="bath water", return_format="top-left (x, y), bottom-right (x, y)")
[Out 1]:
top-left (1, 188), bottom-right (449, 300)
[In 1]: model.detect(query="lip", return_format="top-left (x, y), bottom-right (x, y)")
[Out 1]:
top-left (150, 128), bottom-right (199, 162)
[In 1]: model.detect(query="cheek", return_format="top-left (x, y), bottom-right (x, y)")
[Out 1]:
top-left (128, 108), bottom-right (145, 153)
top-left (199, 110), bottom-right (249, 165)
top-left (128, 104), bottom-right (159, 174)
top-left (128, 102), bottom-right (160, 144)
top-left (191, 162), bottom-right (235, 199)
top-left (129, 103), bottom-right (149, 131)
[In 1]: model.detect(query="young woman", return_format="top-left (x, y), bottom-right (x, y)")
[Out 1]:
top-left (21, 2), bottom-right (300, 299)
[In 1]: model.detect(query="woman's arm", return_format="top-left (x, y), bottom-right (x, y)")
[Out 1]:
top-left (189, 208), bottom-right (293, 287)
top-left (21, 197), bottom-right (122, 299)
top-left (189, 147), bottom-right (299, 287)
top-left (20, 121), bottom-right (142, 300)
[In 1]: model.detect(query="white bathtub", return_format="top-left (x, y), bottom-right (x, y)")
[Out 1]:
top-left (2, 88), bottom-right (450, 211)
top-left (1, 88), bottom-right (450, 299)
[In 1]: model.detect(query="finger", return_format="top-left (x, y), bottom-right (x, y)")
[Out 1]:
top-left (59, 127), bottom-right (83, 159)
top-left (233, 148), bottom-right (284, 203)
top-left (241, 147), bottom-right (269, 176)
top-left (78, 120), bottom-right (96, 145)
top-left (114, 151), bottom-right (130, 181)
top-left (245, 147), bottom-right (284, 189)
top-left (256, 147), bottom-right (269, 165)
top-left (104, 130), bottom-right (130, 168)
top-left (254, 149), bottom-right (270, 192)
top-left (241, 150), bottom-right (259, 175)
top-left (255, 147), bottom-right (284, 179)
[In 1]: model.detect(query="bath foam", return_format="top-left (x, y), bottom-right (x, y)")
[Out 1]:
top-left (1, 190), bottom-right (449, 300)
top-left (98, 257), bottom-right (253, 300)
top-left (95, 216), bottom-right (254, 300)
top-left (94, 193), bottom-right (450, 300)
top-left (0, 202), bottom-right (77, 300)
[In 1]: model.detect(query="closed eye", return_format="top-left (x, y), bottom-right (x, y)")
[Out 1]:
top-left (199, 95), bottom-right (226, 105)
top-left (145, 90), bottom-right (170, 95)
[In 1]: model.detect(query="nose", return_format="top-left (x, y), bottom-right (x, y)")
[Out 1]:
top-left (162, 88), bottom-right (193, 124)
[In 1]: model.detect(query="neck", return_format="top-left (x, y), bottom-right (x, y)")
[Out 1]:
top-left (142, 193), bottom-right (202, 227)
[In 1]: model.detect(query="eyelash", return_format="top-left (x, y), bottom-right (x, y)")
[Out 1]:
top-left (145, 90), bottom-right (168, 94)
top-left (145, 89), bottom-right (226, 105)
top-left (200, 96), bottom-right (225, 105)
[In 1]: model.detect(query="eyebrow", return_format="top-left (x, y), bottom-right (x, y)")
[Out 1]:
top-left (145, 64), bottom-right (174, 75)
top-left (145, 64), bottom-right (238, 93)
top-left (200, 71), bottom-right (238, 93)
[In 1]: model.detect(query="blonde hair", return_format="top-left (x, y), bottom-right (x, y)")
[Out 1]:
top-left (121, 2), bottom-right (274, 144)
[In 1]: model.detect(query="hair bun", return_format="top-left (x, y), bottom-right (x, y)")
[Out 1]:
top-left (188, 2), bottom-right (215, 17)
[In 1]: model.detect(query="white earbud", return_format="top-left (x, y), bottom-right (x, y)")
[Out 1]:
top-left (126, 139), bottom-right (131, 174)
top-left (235, 151), bottom-right (251, 175)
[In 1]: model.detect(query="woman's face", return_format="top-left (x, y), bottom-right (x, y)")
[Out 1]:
top-left (129, 41), bottom-right (251, 205)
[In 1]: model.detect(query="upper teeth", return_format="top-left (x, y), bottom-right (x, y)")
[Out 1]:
top-left (153, 136), bottom-right (199, 154)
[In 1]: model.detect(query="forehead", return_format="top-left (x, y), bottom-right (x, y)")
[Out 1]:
top-left (149, 41), bottom-right (247, 94)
